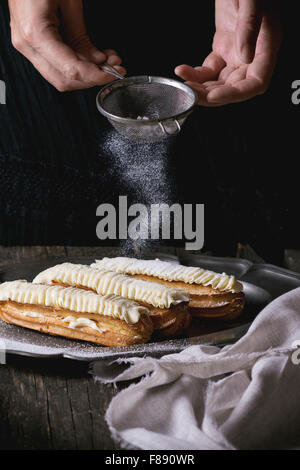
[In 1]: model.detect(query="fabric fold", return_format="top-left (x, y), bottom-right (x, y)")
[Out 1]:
top-left (91, 287), bottom-right (300, 450)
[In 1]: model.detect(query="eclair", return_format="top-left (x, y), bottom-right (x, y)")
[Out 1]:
top-left (33, 263), bottom-right (191, 338)
top-left (0, 281), bottom-right (153, 346)
top-left (92, 257), bottom-right (245, 321)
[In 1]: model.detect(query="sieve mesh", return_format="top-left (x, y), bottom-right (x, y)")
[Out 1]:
top-left (96, 76), bottom-right (198, 142)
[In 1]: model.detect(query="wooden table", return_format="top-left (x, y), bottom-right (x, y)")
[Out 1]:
top-left (1, 245), bottom-right (297, 450)
top-left (0, 245), bottom-right (181, 450)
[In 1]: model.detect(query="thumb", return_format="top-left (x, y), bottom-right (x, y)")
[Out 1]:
top-left (236, 0), bottom-right (263, 64)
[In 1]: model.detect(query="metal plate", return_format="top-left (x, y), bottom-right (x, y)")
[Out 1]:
top-left (241, 264), bottom-right (300, 297)
top-left (181, 255), bottom-right (300, 297)
top-left (0, 256), bottom-right (283, 362)
top-left (180, 253), bottom-right (253, 278)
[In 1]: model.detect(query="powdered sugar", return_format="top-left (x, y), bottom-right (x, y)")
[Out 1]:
top-left (100, 129), bottom-right (176, 256)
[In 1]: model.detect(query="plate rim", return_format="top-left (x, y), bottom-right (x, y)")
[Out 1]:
top-left (0, 256), bottom-right (273, 362)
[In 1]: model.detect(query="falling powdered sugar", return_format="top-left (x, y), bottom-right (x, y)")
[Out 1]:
top-left (100, 128), bottom-right (177, 256)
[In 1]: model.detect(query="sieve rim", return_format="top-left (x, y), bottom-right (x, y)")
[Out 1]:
top-left (96, 75), bottom-right (198, 124)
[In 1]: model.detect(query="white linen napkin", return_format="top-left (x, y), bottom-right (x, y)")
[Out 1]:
top-left (91, 287), bottom-right (300, 450)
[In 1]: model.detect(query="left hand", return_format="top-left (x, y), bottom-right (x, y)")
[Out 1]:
top-left (8, 0), bottom-right (126, 91)
top-left (175, 0), bottom-right (282, 106)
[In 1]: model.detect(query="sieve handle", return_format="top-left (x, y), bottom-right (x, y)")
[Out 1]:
top-left (159, 119), bottom-right (181, 136)
top-left (99, 62), bottom-right (125, 80)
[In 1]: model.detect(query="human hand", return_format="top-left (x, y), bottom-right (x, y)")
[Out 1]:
top-left (175, 0), bottom-right (282, 106)
top-left (8, 0), bottom-right (126, 91)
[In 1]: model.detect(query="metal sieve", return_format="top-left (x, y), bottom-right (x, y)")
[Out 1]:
top-left (96, 73), bottom-right (198, 143)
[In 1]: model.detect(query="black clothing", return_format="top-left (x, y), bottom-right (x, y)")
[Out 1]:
top-left (0, 1), bottom-right (297, 265)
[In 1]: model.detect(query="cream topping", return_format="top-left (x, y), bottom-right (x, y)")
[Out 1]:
top-left (23, 312), bottom-right (44, 319)
top-left (33, 263), bottom-right (189, 308)
top-left (20, 311), bottom-right (106, 333)
top-left (62, 316), bottom-right (107, 333)
top-left (0, 281), bottom-right (147, 324)
top-left (92, 257), bottom-right (243, 293)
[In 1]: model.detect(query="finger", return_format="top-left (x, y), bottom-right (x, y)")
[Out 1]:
top-left (60, 2), bottom-right (123, 68)
top-left (202, 84), bottom-right (227, 94)
top-left (219, 65), bottom-right (238, 81)
top-left (206, 77), bottom-right (264, 105)
top-left (102, 49), bottom-right (119, 57)
top-left (205, 48), bottom-right (274, 106)
top-left (175, 53), bottom-right (225, 83)
top-left (75, 37), bottom-right (107, 64)
top-left (29, 26), bottom-right (118, 85)
top-left (105, 54), bottom-right (123, 67)
top-left (74, 40), bottom-right (125, 74)
top-left (10, 6), bottom-right (123, 89)
top-left (247, 51), bottom-right (276, 89)
top-left (200, 52), bottom-right (226, 75)
top-left (236, 0), bottom-right (263, 64)
top-left (175, 64), bottom-right (206, 82)
top-left (202, 80), bottom-right (225, 88)
top-left (20, 0), bottom-right (109, 85)
top-left (225, 65), bottom-right (248, 85)
top-left (184, 81), bottom-right (214, 106)
top-left (59, 0), bottom-right (107, 65)
top-left (69, 38), bottom-right (124, 70)
top-left (14, 31), bottom-right (123, 91)
top-left (100, 64), bottom-right (127, 76)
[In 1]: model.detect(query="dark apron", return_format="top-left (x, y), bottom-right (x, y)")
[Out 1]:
top-left (0, 1), bottom-right (294, 265)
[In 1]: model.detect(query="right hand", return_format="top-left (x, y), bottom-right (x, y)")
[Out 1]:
top-left (8, 0), bottom-right (126, 91)
top-left (175, 0), bottom-right (282, 106)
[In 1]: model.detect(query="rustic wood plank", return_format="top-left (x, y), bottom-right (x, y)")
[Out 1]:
top-left (0, 356), bottom-right (117, 450)
top-left (0, 246), bottom-right (48, 266)
top-left (0, 244), bottom-right (185, 450)
top-left (65, 246), bottom-right (122, 259)
top-left (66, 245), bottom-right (178, 260)
top-left (144, 246), bottom-right (177, 257)
top-left (0, 246), bottom-right (13, 265)
top-left (0, 361), bottom-right (53, 449)
top-left (85, 378), bottom-right (120, 450)
top-left (0, 247), bottom-right (120, 450)
top-left (284, 250), bottom-right (300, 273)
top-left (45, 246), bottom-right (68, 258)
top-left (0, 246), bottom-right (69, 267)
top-left (42, 374), bottom-right (79, 449)
top-left (65, 376), bottom-right (119, 450)
top-left (0, 244), bottom-right (179, 266)
top-left (0, 366), bottom-right (15, 449)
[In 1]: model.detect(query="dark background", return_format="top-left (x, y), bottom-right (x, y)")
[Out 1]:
top-left (0, 0), bottom-right (297, 265)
